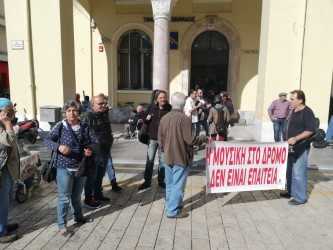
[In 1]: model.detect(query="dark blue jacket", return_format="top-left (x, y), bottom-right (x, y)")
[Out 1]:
top-left (45, 120), bottom-right (93, 170)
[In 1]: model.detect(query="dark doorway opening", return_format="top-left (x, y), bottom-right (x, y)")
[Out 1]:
top-left (190, 31), bottom-right (229, 95)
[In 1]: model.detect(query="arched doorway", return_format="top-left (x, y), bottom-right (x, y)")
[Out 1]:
top-left (190, 31), bottom-right (229, 95)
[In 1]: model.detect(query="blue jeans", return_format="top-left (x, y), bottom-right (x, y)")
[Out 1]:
top-left (192, 122), bottom-right (199, 136)
top-left (144, 140), bottom-right (164, 184)
top-left (164, 164), bottom-right (189, 217)
top-left (106, 155), bottom-right (116, 182)
top-left (56, 168), bottom-right (85, 229)
top-left (0, 167), bottom-right (13, 236)
top-left (273, 118), bottom-right (286, 142)
top-left (326, 116), bottom-right (333, 140)
top-left (287, 150), bottom-right (309, 203)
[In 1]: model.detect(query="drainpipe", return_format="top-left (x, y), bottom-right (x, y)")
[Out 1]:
top-left (26, 0), bottom-right (37, 119)
top-left (89, 0), bottom-right (94, 97)
top-left (299, 0), bottom-right (308, 90)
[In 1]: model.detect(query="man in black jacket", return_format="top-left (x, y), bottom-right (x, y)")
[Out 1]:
top-left (138, 90), bottom-right (172, 190)
top-left (83, 94), bottom-right (121, 208)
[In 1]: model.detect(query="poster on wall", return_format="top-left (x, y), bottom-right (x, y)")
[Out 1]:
top-left (206, 141), bottom-right (288, 193)
top-left (170, 32), bottom-right (178, 50)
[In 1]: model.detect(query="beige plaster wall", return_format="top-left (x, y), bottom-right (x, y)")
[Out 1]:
top-left (4, 0), bottom-right (35, 116)
top-left (73, 0), bottom-right (261, 109)
top-left (73, 0), bottom-right (92, 98)
top-left (30, 0), bottom-right (76, 109)
top-left (117, 91), bottom-right (151, 107)
top-left (301, 0), bottom-right (333, 126)
top-left (256, 0), bottom-right (307, 121)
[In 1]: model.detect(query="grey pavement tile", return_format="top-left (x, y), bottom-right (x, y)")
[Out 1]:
top-left (6, 138), bottom-right (333, 250)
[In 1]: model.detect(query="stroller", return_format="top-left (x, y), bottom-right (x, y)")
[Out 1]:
top-left (125, 118), bottom-right (144, 140)
top-left (15, 150), bottom-right (42, 203)
top-left (124, 108), bottom-right (146, 140)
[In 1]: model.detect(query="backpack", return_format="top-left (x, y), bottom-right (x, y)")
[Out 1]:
top-left (215, 106), bottom-right (227, 134)
top-left (0, 144), bottom-right (9, 172)
top-left (310, 118), bottom-right (326, 146)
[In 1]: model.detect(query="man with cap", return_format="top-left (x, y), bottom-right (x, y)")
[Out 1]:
top-left (268, 92), bottom-right (291, 142)
top-left (0, 98), bottom-right (20, 243)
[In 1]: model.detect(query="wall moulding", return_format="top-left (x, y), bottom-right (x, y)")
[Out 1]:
top-left (179, 16), bottom-right (241, 98)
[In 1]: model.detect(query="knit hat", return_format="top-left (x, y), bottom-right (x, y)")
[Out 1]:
top-left (0, 98), bottom-right (12, 109)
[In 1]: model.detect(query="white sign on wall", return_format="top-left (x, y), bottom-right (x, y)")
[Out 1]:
top-left (11, 40), bottom-right (24, 50)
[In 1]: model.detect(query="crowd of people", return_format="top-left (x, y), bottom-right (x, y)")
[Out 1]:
top-left (0, 88), bottom-right (319, 242)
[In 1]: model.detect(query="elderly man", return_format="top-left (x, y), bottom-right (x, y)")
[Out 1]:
top-left (0, 98), bottom-right (19, 243)
top-left (83, 94), bottom-right (121, 209)
top-left (268, 92), bottom-right (291, 142)
top-left (158, 92), bottom-right (207, 218)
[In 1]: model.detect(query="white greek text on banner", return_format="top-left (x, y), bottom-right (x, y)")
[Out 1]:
top-left (206, 141), bottom-right (288, 193)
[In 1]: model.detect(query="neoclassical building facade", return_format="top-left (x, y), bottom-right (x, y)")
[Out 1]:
top-left (4, 0), bottom-right (333, 141)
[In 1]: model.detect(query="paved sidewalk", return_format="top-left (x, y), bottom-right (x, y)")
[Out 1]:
top-left (2, 165), bottom-right (333, 250)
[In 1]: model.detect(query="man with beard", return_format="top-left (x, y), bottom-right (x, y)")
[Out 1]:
top-left (138, 90), bottom-right (172, 190)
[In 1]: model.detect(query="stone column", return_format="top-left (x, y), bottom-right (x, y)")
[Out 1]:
top-left (151, 0), bottom-right (173, 91)
top-left (254, 0), bottom-right (307, 141)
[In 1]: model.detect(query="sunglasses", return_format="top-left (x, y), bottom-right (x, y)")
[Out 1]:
top-left (97, 102), bottom-right (107, 106)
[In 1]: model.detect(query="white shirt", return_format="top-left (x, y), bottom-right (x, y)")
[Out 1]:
top-left (184, 97), bottom-right (198, 123)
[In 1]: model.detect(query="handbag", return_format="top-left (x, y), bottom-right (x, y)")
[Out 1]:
top-left (41, 150), bottom-right (57, 183)
top-left (75, 155), bottom-right (94, 177)
top-left (138, 123), bottom-right (150, 145)
top-left (42, 123), bottom-right (63, 183)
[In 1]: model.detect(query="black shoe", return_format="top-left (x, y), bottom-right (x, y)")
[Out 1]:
top-left (280, 192), bottom-right (291, 199)
top-left (158, 182), bottom-right (166, 189)
top-left (96, 195), bottom-right (110, 202)
top-left (288, 199), bottom-right (305, 206)
top-left (167, 211), bottom-right (189, 219)
top-left (75, 217), bottom-right (93, 225)
top-left (6, 223), bottom-right (19, 233)
top-left (84, 197), bottom-right (101, 209)
top-left (111, 182), bottom-right (122, 192)
top-left (138, 182), bottom-right (151, 191)
top-left (0, 232), bottom-right (18, 243)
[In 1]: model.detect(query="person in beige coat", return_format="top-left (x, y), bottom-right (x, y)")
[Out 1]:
top-left (0, 98), bottom-right (20, 243)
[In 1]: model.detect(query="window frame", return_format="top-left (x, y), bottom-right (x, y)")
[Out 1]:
top-left (118, 30), bottom-right (152, 90)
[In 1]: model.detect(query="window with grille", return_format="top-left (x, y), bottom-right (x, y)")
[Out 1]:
top-left (118, 30), bottom-right (152, 90)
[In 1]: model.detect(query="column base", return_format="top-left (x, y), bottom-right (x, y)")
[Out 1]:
top-left (253, 119), bottom-right (275, 142)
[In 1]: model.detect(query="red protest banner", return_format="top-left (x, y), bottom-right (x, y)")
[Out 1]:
top-left (206, 141), bottom-right (288, 193)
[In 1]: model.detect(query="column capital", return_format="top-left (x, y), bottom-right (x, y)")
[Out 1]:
top-left (151, 0), bottom-right (176, 20)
